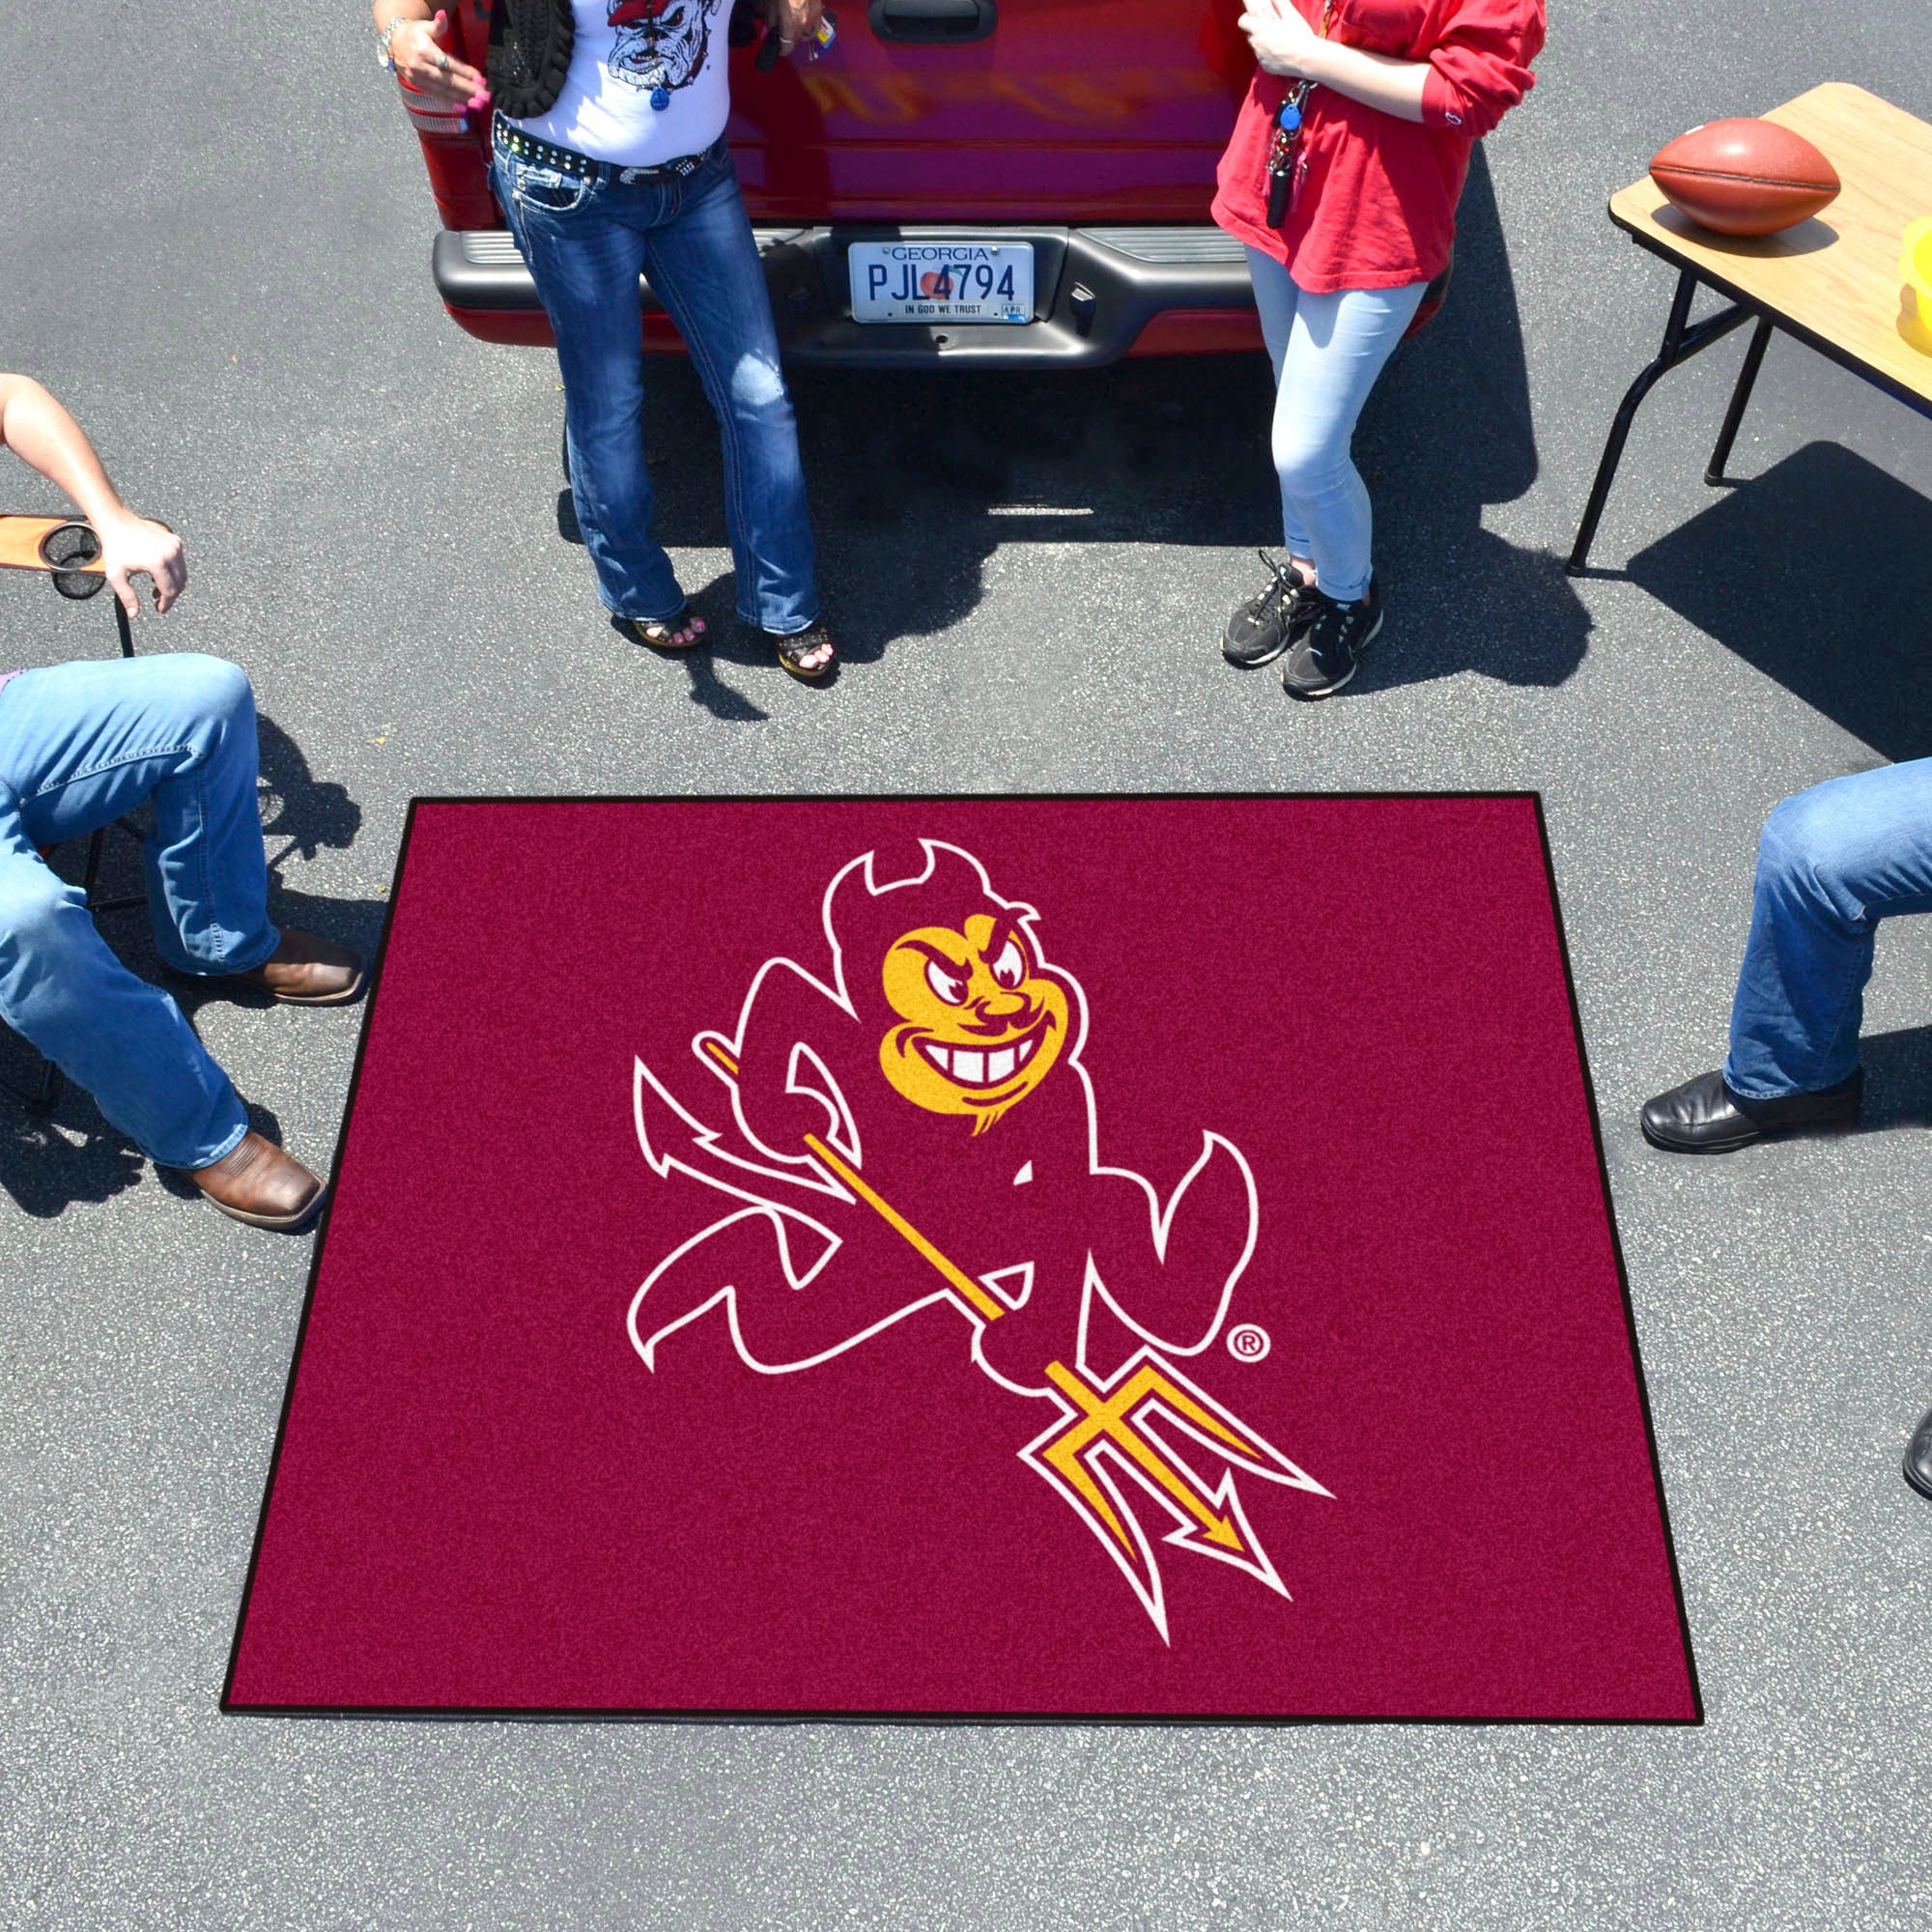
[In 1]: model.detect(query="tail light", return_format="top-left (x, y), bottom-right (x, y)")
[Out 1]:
top-left (399, 79), bottom-right (472, 141)
top-left (397, 74), bottom-right (496, 228)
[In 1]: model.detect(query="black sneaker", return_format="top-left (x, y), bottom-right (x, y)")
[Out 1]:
top-left (1222, 552), bottom-right (1317, 668)
top-left (1282, 577), bottom-right (1383, 699)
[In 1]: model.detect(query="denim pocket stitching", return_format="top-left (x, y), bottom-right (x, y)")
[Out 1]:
top-left (512, 161), bottom-right (593, 216)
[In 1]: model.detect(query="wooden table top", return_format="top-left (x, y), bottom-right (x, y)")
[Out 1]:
top-left (1609, 82), bottom-right (1932, 411)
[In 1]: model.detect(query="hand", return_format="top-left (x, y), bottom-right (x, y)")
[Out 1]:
top-left (765, 0), bottom-right (824, 58)
top-left (1238, 0), bottom-right (1327, 80)
top-left (97, 511), bottom-right (185, 617)
top-left (389, 10), bottom-right (490, 109)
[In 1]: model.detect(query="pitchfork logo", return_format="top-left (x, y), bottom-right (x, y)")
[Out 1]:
top-left (628, 841), bottom-right (1331, 1642)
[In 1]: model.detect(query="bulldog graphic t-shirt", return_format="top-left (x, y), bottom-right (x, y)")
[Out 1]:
top-left (505, 0), bottom-right (734, 168)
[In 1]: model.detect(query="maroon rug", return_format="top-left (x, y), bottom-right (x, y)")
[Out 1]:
top-left (225, 797), bottom-right (1697, 1722)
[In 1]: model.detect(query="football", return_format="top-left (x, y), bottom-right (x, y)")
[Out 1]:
top-left (1649, 118), bottom-right (1841, 237)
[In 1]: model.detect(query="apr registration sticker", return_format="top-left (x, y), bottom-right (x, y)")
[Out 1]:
top-left (848, 242), bottom-right (1034, 327)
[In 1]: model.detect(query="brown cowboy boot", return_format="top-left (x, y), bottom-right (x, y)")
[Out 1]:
top-left (227, 929), bottom-right (366, 1006)
top-left (188, 1132), bottom-right (326, 1231)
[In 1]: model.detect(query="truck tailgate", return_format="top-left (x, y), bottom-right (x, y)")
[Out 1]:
top-left (727, 0), bottom-right (1250, 224)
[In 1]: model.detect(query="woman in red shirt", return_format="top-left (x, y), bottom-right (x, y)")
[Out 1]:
top-left (1214, 0), bottom-right (1544, 697)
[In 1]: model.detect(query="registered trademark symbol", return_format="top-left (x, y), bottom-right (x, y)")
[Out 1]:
top-left (1226, 1323), bottom-right (1270, 1363)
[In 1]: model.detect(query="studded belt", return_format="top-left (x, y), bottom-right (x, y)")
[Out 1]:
top-left (493, 114), bottom-right (714, 185)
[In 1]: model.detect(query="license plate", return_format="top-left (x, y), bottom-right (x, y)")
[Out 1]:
top-left (847, 242), bottom-right (1034, 326)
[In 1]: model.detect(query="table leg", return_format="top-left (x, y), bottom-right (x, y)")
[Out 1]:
top-left (1566, 270), bottom-right (1756, 575)
top-left (1704, 318), bottom-right (1775, 486)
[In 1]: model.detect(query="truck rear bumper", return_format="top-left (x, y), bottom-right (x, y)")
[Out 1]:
top-left (433, 222), bottom-right (1264, 367)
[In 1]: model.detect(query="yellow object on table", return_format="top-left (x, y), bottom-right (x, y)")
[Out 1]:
top-left (1902, 216), bottom-right (1932, 355)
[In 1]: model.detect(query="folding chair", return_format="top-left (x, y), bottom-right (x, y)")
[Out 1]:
top-left (0, 516), bottom-right (146, 1113)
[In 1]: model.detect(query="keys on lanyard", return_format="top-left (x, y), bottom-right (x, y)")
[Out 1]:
top-left (1262, 0), bottom-right (1334, 227)
top-left (1265, 83), bottom-right (1313, 227)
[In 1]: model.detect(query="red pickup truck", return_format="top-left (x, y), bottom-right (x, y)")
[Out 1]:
top-left (415, 0), bottom-right (1295, 366)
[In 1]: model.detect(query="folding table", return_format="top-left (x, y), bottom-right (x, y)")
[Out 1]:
top-left (1569, 83), bottom-right (1932, 575)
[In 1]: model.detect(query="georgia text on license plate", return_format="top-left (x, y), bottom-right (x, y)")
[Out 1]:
top-left (848, 242), bottom-right (1034, 326)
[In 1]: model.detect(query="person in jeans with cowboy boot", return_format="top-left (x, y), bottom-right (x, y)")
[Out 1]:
top-left (0, 374), bottom-right (362, 1230)
top-left (376, 0), bottom-right (838, 680)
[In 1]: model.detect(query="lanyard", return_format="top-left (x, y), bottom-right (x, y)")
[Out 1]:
top-left (1264, 0), bottom-right (1335, 226)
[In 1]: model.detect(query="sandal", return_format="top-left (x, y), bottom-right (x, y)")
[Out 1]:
top-left (770, 621), bottom-right (837, 683)
top-left (623, 604), bottom-right (707, 653)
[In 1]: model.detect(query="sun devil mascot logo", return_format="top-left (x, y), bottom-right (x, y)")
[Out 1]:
top-left (629, 842), bottom-right (1330, 1642)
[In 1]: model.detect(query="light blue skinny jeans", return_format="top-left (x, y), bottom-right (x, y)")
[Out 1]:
top-left (1725, 757), bottom-right (1932, 1099)
top-left (494, 133), bottom-right (820, 635)
top-left (1245, 248), bottom-right (1426, 604)
top-left (0, 655), bottom-right (275, 1168)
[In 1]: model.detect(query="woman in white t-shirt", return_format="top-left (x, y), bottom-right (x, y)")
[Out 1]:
top-left (378, 0), bottom-right (836, 680)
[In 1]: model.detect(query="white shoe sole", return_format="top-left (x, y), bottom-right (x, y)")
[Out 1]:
top-left (1223, 634), bottom-right (1293, 668)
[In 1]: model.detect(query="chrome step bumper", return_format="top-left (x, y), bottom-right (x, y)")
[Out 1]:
top-left (433, 222), bottom-right (1257, 368)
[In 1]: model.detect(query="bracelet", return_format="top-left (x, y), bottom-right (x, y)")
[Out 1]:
top-left (376, 15), bottom-right (414, 73)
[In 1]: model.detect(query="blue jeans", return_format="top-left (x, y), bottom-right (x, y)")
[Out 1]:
top-left (1245, 249), bottom-right (1426, 604)
top-left (1725, 758), bottom-right (1932, 1098)
top-left (0, 655), bottom-right (277, 1168)
top-left (493, 136), bottom-right (820, 635)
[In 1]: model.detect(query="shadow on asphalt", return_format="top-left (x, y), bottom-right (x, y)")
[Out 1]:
top-left (558, 145), bottom-right (1587, 693)
top-left (1861, 1024), bottom-right (1932, 1130)
top-left (1354, 144), bottom-right (1593, 695)
top-left (0, 715), bottom-right (381, 1220)
top-left (1627, 441), bottom-right (1932, 762)
top-left (0, 1099), bottom-right (148, 1217)
top-left (624, 347), bottom-right (1287, 672)
top-left (257, 713), bottom-right (362, 867)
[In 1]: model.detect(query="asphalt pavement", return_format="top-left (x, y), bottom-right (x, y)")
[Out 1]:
top-left (4, 2), bottom-right (1931, 1926)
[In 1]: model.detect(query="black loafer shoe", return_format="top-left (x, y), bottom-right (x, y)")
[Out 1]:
top-left (1905, 1407), bottom-right (1932, 1501)
top-left (1639, 1066), bottom-right (1862, 1153)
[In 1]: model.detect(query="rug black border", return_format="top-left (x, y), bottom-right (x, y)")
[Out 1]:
top-left (221, 791), bottom-right (1704, 1730)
